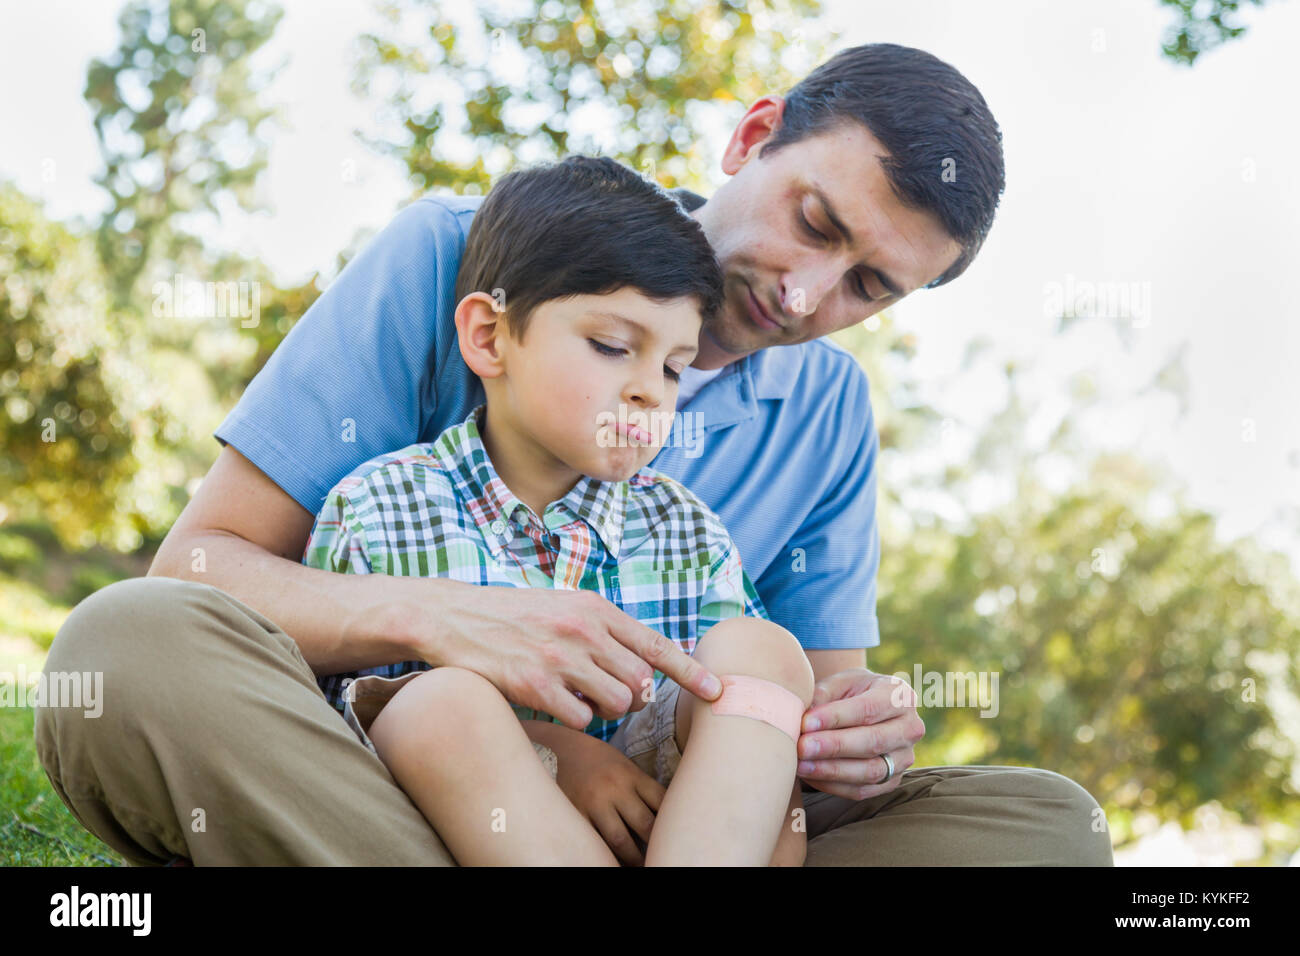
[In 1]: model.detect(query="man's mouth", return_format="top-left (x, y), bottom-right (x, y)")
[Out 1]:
top-left (744, 284), bottom-right (783, 332)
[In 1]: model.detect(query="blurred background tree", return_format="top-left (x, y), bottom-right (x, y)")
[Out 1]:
top-left (1159, 0), bottom-right (1269, 64)
top-left (356, 0), bottom-right (833, 194)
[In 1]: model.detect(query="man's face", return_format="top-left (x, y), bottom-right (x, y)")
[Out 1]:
top-left (495, 286), bottom-right (701, 482)
top-left (691, 100), bottom-right (965, 368)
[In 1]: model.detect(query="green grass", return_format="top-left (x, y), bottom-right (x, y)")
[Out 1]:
top-left (0, 706), bottom-right (125, 866)
top-left (0, 521), bottom-right (146, 866)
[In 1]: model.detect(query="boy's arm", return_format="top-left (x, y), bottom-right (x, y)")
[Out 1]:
top-left (768, 781), bottom-right (807, 866)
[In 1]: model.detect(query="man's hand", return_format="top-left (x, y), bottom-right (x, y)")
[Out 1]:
top-left (401, 584), bottom-right (724, 731)
top-left (795, 668), bottom-right (924, 800)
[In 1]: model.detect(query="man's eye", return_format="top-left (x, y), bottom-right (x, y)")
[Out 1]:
top-left (664, 365), bottom-right (681, 382)
top-left (799, 211), bottom-right (826, 242)
top-left (854, 274), bottom-right (876, 301)
top-left (588, 339), bottom-right (625, 357)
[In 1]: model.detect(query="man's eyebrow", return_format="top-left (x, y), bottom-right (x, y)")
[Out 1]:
top-left (585, 311), bottom-right (698, 353)
top-left (808, 185), bottom-right (906, 298)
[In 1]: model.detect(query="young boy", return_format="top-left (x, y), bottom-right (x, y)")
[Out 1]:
top-left (303, 156), bottom-right (814, 866)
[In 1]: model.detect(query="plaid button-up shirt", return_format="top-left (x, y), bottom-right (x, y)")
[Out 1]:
top-left (304, 404), bottom-right (768, 742)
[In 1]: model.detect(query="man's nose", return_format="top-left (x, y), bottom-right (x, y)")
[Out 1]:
top-left (781, 260), bottom-right (843, 318)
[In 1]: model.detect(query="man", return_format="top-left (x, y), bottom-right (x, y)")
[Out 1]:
top-left (35, 42), bottom-right (1112, 865)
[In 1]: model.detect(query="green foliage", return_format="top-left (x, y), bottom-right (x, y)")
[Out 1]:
top-left (871, 457), bottom-right (1300, 845)
top-left (1159, 0), bottom-right (1269, 65)
top-left (0, 0), bottom-right (319, 553)
top-left (359, 0), bottom-right (832, 193)
top-left (86, 0), bottom-right (283, 306)
top-left (0, 184), bottom-right (184, 552)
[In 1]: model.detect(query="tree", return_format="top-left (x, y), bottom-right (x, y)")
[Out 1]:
top-left (1158, 0), bottom-right (1269, 65)
top-left (0, 183), bottom-right (180, 552)
top-left (85, 0), bottom-right (282, 309)
top-left (357, 0), bottom-right (832, 194)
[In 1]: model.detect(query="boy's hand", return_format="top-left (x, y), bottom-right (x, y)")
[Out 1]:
top-left (528, 722), bottom-right (664, 866)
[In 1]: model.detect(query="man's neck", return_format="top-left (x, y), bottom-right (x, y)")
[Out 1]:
top-left (692, 325), bottom-right (749, 371)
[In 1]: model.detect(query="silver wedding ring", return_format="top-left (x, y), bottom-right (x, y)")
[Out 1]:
top-left (880, 752), bottom-right (895, 783)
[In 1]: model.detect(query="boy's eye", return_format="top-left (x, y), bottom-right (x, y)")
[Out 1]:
top-left (590, 338), bottom-right (681, 382)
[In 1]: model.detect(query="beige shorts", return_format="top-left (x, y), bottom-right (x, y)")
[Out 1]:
top-left (341, 672), bottom-right (687, 786)
top-left (607, 677), bottom-right (684, 788)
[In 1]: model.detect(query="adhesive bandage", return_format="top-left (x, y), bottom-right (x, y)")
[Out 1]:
top-left (709, 675), bottom-right (806, 744)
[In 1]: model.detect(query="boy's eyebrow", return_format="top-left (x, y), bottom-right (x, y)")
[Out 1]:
top-left (585, 310), bottom-right (699, 354)
top-left (807, 184), bottom-right (907, 299)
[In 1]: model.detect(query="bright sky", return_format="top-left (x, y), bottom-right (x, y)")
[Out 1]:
top-left (3, 0), bottom-right (1298, 571)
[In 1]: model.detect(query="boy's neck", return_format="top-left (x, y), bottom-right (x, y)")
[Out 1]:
top-left (476, 404), bottom-right (582, 522)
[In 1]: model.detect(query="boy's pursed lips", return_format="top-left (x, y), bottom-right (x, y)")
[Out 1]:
top-left (614, 420), bottom-right (653, 445)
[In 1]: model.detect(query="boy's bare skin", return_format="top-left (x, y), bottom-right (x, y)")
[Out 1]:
top-left (368, 617), bottom-right (814, 866)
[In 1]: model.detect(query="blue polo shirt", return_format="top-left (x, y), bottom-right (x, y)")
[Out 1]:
top-left (214, 192), bottom-right (881, 652)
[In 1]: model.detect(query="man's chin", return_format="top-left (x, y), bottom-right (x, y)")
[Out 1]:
top-left (700, 314), bottom-right (764, 363)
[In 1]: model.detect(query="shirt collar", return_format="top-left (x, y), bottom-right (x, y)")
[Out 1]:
top-left (438, 405), bottom-right (629, 560)
top-left (747, 342), bottom-right (803, 400)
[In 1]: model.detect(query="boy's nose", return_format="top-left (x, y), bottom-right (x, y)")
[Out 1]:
top-left (623, 371), bottom-right (664, 409)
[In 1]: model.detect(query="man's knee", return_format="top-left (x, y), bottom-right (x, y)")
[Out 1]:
top-left (694, 618), bottom-right (815, 707)
top-left (1024, 768), bottom-right (1114, 866)
top-left (44, 576), bottom-right (231, 678)
top-left (36, 575), bottom-right (289, 771)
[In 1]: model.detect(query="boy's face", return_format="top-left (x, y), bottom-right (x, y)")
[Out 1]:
top-left (490, 286), bottom-right (701, 483)
top-left (690, 98), bottom-right (967, 368)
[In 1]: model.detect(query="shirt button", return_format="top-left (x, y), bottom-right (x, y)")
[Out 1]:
top-left (490, 519), bottom-right (506, 535)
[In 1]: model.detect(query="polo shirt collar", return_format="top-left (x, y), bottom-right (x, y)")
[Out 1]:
top-left (685, 343), bottom-right (804, 436)
top-left (438, 405), bottom-right (628, 560)
top-left (747, 342), bottom-right (803, 400)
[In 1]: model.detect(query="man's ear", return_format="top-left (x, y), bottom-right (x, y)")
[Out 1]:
top-left (720, 95), bottom-right (786, 176)
top-left (455, 292), bottom-right (509, 379)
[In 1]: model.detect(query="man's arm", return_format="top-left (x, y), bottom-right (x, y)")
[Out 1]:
top-left (148, 444), bottom-right (723, 726)
top-left (805, 648), bottom-right (866, 683)
top-left (148, 444), bottom-right (443, 676)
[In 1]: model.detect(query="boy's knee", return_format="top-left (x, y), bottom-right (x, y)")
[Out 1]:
top-left (378, 667), bottom-right (508, 736)
top-left (695, 618), bottom-right (815, 707)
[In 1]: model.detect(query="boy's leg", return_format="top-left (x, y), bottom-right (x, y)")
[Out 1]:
top-left (33, 576), bottom-right (458, 865)
top-left (367, 667), bottom-right (619, 866)
top-left (645, 617), bottom-right (814, 866)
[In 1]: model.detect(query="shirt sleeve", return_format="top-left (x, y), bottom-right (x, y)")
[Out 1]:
top-left (214, 197), bottom-right (469, 516)
top-left (697, 536), bottom-right (772, 636)
top-left (301, 483), bottom-right (375, 576)
top-left (756, 361), bottom-right (881, 651)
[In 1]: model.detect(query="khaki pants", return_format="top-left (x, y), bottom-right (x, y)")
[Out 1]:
top-left (33, 577), bottom-right (1113, 866)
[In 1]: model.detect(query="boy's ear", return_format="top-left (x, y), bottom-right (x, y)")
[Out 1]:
top-left (455, 292), bottom-right (508, 379)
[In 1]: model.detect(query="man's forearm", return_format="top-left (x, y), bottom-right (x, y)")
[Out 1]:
top-left (148, 529), bottom-right (453, 675)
